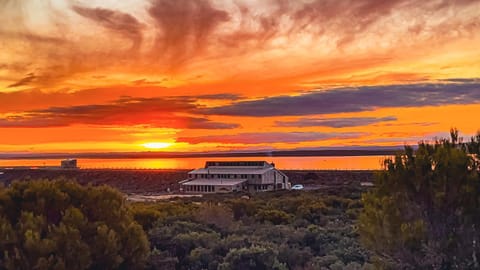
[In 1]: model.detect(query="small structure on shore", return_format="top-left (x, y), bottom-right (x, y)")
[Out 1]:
top-left (180, 161), bottom-right (290, 193)
top-left (61, 159), bottom-right (78, 169)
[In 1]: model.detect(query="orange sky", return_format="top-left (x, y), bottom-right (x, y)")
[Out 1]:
top-left (1, 0), bottom-right (479, 153)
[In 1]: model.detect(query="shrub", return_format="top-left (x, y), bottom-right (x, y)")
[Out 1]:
top-left (255, 209), bottom-right (292, 225)
top-left (359, 130), bottom-right (480, 268)
top-left (218, 246), bottom-right (287, 270)
top-left (0, 179), bottom-right (149, 270)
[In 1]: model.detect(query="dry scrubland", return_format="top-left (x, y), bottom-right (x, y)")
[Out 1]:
top-left (0, 169), bottom-right (374, 194)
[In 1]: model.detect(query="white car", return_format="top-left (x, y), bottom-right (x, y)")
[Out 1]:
top-left (291, 184), bottom-right (304, 190)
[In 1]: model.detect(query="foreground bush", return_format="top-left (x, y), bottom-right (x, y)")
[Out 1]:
top-left (0, 179), bottom-right (149, 270)
top-left (360, 130), bottom-right (480, 269)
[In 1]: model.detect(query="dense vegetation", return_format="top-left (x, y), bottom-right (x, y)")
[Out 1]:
top-left (0, 180), bottom-right (149, 270)
top-left (133, 187), bottom-right (373, 270)
top-left (0, 179), bottom-right (372, 269)
top-left (360, 130), bottom-right (480, 269)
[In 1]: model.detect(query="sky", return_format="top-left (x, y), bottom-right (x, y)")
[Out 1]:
top-left (0, 0), bottom-right (479, 153)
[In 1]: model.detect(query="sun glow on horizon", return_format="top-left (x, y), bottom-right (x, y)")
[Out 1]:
top-left (142, 142), bottom-right (173, 150)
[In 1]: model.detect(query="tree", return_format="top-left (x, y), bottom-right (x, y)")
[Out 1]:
top-left (0, 179), bottom-right (149, 270)
top-left (359, 130), bottom-right (480, 269)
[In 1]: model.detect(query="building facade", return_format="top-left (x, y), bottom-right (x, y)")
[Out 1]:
top-left (180, 161), bottom-right (290, 193)
top-left (60, 159), bottom-right (78, 169)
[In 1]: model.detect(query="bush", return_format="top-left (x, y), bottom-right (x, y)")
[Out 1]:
top-left (194, 203), bottom-right (233, 231)
top-left (255, 209), bottom-right (292, 225)
top-left (131, 205), bottom-right (162, 231)
top-left (218, 246), bottom-right (287, 270)
top-left (359, 130), bottom-right (480, 268)
top-left (0, 179), bottom-right (149, 270)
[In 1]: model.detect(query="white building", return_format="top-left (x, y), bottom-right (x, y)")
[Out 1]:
top-left (180, 161), bottom-right (290, 193)
top-left (60, 159), bottom-right (78, 169)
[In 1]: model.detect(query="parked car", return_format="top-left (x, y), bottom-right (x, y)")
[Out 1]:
top-left (291, 184), bottom-right (304, 190)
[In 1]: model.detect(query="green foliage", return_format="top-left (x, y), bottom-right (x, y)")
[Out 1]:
top-left (0, 179), bottom-right (149, 270)
top-left (218, 246), bottom-right (287, 270)
top-left (194, 203), bottom-right (234, 231)
top-left (255, 209), bottom-right (292, 225)
top-left (228, 199), bottom-right (256, 220)
top-left (146, 187), bottom-right (372, 269)
top-left (0, 171), bottom-right (379, 269)
top-left (298, 201), bottom-right (328, 223)
top-left (130, 205), bottom-right (162, 231)
top-left (359, 129), bottom-right (480, 269)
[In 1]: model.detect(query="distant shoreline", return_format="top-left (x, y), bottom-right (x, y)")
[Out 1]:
top-left (0, 149), bottom-right (399, 160)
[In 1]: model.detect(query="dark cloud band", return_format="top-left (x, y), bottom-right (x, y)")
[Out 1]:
top-left (276, 116), bottom-right (397, 128)
top-left (0, 96), bottom-right (238, 129)
top-left (205, 81), bottom-right (480, 116)
top-left (178, 132), bottom-right (366, 145)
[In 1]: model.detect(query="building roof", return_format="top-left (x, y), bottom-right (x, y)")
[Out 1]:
top-left (205, 161), bottom-right (270, 168)
top-left (188, 167), bottom-right (275, 175)
top-left (182, 179), bottom-right (247, 186)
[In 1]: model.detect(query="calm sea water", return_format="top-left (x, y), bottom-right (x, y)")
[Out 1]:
top-left (0, 156), bottom-right (389, 170)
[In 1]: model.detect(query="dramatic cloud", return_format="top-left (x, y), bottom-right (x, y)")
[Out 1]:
top-left (7, 73), bottom-right (36, 88)
top-left (196, 93), bottom-right (243, 100)
top-left (0, 85), bottom-right (245, 114)
top-left (0, 96), bottom-right (238, 129)
top-left (178, 132), bottom-right (365, 144)
top-left (207, 81), bottom-right (480, 116)
top-left (73, 5), bottom-right (143, 50)
top-left (290, 0), bottom-right (405, 46)
top-left (276, 116), bottom-right (397, 128)
top-left (1, 0), bottom-right (479, 89)
top-left (148, 0), bottom-right (229, 63)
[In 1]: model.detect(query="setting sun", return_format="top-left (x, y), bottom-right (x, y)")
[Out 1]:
top-left (142, 142), bottom-right (172, 150)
